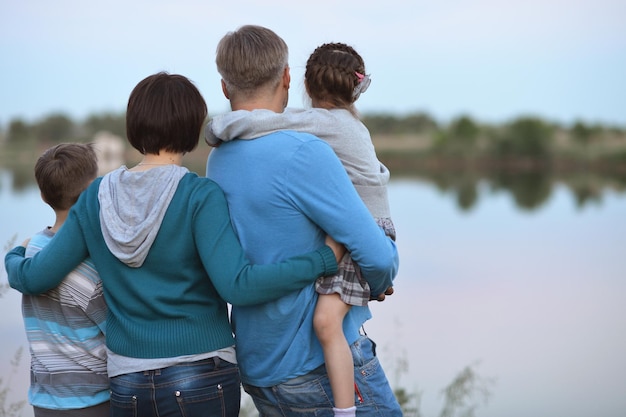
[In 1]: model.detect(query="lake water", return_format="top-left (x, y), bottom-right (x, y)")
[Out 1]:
top-left (1, 169), bottom-right (625, 417)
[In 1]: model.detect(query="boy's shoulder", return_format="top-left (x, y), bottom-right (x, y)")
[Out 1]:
top-left (25, 228), bottom-right (54, 256)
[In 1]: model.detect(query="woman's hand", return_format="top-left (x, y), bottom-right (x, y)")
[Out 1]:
top-left (324, 235), bottom-right (346, 263)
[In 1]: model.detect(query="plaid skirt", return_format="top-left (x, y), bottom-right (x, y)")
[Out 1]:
top-left (315, 217), bottom-right (396, 306)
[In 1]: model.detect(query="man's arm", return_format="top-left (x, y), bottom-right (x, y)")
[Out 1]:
top-left (192, 182), bottom-right (341, 306)
top-left (284, 139), bottom-right (398, 296)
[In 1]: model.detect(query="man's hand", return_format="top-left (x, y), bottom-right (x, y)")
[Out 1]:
top-left (324, 235), bottom-right (346, 263)
top-left (21, 238), bottom-right (31, 248)
top-left (371, 286), bottom-right (394, 302)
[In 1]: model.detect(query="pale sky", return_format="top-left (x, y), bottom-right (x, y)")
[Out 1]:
top-left (1, 0), bottom-right (625, 127)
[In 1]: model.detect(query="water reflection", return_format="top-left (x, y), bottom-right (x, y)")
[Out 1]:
top-left (369, 180), bottom-right (626, 417)
top-left (384, 157), bottom-right (626, 211)
top-left (3, 156), bottom-right (626, 214)
top-left (1, 162), bottom-right (626, 417)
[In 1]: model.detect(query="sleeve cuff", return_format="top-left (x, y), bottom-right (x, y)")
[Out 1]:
top-left (318, 245), bottom-right (339, 276)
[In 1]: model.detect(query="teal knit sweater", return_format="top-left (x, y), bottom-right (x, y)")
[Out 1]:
top-left (6, 173), bottom-right (338, 359)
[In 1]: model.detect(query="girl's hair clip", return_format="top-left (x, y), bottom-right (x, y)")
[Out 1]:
top-left (353, 72), bottom-right (371, 99)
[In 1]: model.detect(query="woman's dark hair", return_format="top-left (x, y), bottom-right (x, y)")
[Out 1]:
top-left (126, 72), bottom-right (208, 154)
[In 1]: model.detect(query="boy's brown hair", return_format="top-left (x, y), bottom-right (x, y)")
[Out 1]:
top-left (35, 142), bottom-right (98, 211)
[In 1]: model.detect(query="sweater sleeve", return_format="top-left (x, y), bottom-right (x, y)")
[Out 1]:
top-left (193, 183), bottom-right (339, 306)
top-left (5, 208), bottom-right (89, 294)
top-left (206, 108), bottom-right (332, 144)
top-left (283, 139), bottom-right (399, 297)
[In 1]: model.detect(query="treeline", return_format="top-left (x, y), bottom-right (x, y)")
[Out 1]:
top-left (2, 111), bottom-right (625, 151)
top-left (2, 110), bottom-right (626, 177)
top-left (1, 113), bottom-right (127, 145)
top-left (363, 112), bottom-right (626, 139)
top-left (362, 113), bottom-right (626, 168)
top-left (1, 111), bottom-right (626, 211)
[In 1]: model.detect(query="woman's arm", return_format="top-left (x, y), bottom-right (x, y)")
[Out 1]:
top-left (5, 208), bottom-right (89, 294)
top-left (193, 184), bottom-right (340, 306)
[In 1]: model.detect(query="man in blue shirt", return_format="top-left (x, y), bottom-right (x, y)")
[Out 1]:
top-left (206, 25), bottom-right (402, 417)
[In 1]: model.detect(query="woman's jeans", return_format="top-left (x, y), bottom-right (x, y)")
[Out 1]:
top-left (243, 336), bottom-right (402, 416)
top-left (109, 357), bottom-right (241, 417)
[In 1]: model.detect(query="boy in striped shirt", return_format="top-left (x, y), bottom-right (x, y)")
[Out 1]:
top-left (21, 143), bottom-right (109, 417)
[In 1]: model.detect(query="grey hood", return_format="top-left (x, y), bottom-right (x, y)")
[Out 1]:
top-left (98, 165), bottom-right (188, 267)
top-left (205, 108), bottom-right (392, 219)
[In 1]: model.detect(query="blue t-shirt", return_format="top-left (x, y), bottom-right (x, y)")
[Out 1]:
top-left (207, 130), bottom-right (398, 386)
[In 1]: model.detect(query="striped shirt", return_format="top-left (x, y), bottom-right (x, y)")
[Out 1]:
top-left (23, 228), bottom-right (109, 410)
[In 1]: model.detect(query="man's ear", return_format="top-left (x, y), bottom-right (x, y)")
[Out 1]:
top-left (282, 66), bottom-right (290, 89)
top-left (221, 79), bottom-right (230, 99)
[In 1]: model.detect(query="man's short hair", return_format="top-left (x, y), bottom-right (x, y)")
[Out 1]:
top-left (216, 25), bottom-right (289, 96)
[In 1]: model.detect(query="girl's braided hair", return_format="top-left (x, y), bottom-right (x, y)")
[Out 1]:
top-left (304, 43), bottom-right (366, 110)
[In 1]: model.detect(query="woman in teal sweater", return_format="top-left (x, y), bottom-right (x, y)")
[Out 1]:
top-left (5, 72), bottom-right (342, 417)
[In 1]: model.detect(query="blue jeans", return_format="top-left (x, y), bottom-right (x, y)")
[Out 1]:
top-left (243, 336), bottom-right (402, 416)
top-left (109, 357), bottom-right (241, 417)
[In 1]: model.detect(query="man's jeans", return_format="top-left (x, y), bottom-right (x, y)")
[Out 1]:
top-left (243, 336), bottom-right (402, 416)
top-left (109, 357), bottom-right (241, 417)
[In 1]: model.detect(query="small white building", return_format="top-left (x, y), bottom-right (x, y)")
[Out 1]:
top-left (93, 131), bottom-right (125, 176)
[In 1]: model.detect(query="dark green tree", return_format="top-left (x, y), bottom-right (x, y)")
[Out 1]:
top-left (449, 115), bottom-right (479, 142)
top-left (6, 119), bottom-right (32, 143)
top-left (403, 112), bottom-right (439, 134)
top-left (571, 120), bottom-right (592, 146)
top-left (363, 112), bottom-right (439, 135)
top-left (84, 112), bottom-right (126, 139)
top-left (494, 117), bottom-right (553, 158)
top-left (363, 113), bottom-right (401, 134)
top-left (34, 113), bottom-right (74, 143)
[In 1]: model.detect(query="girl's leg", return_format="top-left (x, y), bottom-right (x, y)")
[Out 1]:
top-left (313, 293), bottom-right (354, 410)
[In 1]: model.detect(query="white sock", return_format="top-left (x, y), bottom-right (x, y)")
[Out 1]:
top-left (333, 406), bottom-right (357, 417)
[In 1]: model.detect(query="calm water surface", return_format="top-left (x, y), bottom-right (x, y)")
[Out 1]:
top-left (1, 170), bottom-right (625, 417)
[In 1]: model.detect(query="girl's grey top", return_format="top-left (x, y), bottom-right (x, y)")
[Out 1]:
top-left (206, 107), bottom-right (392, 219)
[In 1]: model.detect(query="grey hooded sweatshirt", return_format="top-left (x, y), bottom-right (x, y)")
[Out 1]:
top-left (205, 107), bottom-right (392, 220)
top-left (98, 164), bottom-right (188, 267)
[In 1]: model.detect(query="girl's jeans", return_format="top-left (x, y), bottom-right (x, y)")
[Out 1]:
top-left (243, 336), bottom-right (402, 416)
top-left (109, 357), bottom-right (241, 417)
